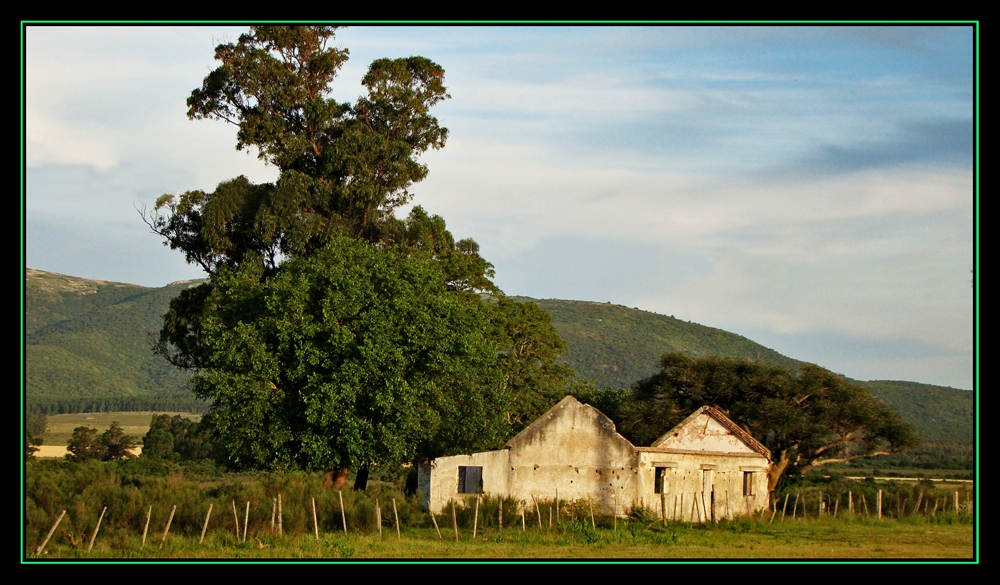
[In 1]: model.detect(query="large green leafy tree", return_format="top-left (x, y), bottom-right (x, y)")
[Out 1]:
top-left (189, 238), bottom-right (508, 474)
top-left (620, 352), bottom-right (920, 492)
top-left (144, 27), bottom-right (570, 484)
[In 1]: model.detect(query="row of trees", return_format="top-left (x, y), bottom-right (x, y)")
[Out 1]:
top-left (65, 423), bottom-right (138, 462)
top-left (140, 26), bottom-right (918, 492)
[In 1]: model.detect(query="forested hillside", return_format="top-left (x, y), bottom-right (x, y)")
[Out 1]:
top-left (25, 269), bottom-right (204, 413)
top-left (523, 297), bottom-right (802, 390)
top-left (854, 379), bottom-right (974, 470)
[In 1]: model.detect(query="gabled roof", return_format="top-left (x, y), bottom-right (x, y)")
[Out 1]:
top-left (505, 395), bottom-right (634, 450)
top-left (649, 405), bottom-right (770, 459)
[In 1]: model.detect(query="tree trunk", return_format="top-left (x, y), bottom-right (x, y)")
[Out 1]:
top-left (353, 466), bottom-right (370, 491)
top-left (326, 469), bottom-right (348, 490)
top-left (767, 458), bottom-right (790, 493)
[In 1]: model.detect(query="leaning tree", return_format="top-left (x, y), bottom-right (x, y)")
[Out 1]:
top-left (619, 352), bottom-right (920, 491)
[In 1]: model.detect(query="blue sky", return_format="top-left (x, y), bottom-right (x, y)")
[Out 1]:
top-left (23, 25), bottom-right (975, 389)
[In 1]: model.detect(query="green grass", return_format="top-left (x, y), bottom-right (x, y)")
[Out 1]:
top-left (28, 515), bottom-right (974, 559)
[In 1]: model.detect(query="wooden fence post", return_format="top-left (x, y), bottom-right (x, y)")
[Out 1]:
top-left (338, 490), bottom-right (347, 534)
top-left (244, 501), bottom-right (250, 542)
top-left (35, 509), bottom-right (66, 555)
top-left (451, 500), bottom-right (458, 542)
top-left (160, 505), bottom-right (177, 546)
top-left (532, 495), bottom-right (542, 530)
top-left (376, 500), bottom-right (382, 537)
top-left (278, 493), bottom-right (283, 537)
top-left (522, 504), bottom-right (526, 531)
top-left (271, 497), bottom-right (276, 532)
top-left (473, 496), bottom-right (480, 539)
top-left (87, 506), bottom-right (107, 553)
top-left (792, 492), bottom-right (799, 520)
top-left (848, 491), bottom-right (853, 515)
top-left (431, 509), bottom-right (442, 539)
top-left (232, 500), bottom-right (241, 539)
top-left (200, 504), bottom-right (213, 545)
top-left (392, 498), bottom-right (401, 540)
top-left (141, 505), bottom-right (152, 549)
top-left (312, 497), bottom-right (319, 540)
top-left (877, 490), bottom-right (882, 520)
top-left (555, 489), bottom-right (559, 527)
top-left (954, 491), bottom-right (960, 514)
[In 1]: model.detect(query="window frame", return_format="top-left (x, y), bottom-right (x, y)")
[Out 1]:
top-left (457, 465), bottom-right (483, 494)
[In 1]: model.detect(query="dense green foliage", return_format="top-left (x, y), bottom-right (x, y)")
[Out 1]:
top-left (141, 414), bottom-right (218, 462)
top-left (187, 238), bottom-right (510, 472)
top-left (616, 353), bottom-right (920, 489)
top-left (66, 423), bottom-right (138, 462)
top-left (491, 297), bottom-right (575, 433)
top-left (65, 426), bottom-right (102, 462)
top-left (527, 298), bottom-right (802, 390)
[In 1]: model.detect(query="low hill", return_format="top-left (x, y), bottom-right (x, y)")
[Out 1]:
top-left (25, 269), bottom-right (204, 413)
top-left (521, 297), bottom-right (802, 390)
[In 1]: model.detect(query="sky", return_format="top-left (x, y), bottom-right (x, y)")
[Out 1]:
top-left (23, 24), bottom-right (976, 390)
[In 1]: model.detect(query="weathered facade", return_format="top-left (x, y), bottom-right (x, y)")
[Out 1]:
top-left (418, 396), bottom-right (771, 522)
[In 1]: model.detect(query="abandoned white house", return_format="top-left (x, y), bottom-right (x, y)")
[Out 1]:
top-left (417, 395), bottom-right (771, 522)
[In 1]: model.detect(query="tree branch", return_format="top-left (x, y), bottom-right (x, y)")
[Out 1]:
top-left (799, 451), bottom-right (892, 473)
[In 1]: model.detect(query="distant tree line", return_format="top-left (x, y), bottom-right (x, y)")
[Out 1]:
top-left (27, 396), bottom-right (210, 415)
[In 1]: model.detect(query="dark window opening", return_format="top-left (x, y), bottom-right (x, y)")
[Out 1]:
top-left (743, 471), bottom-right (754, 496)
top-left (654, 467), bottom-right (667, 494)
top-left (458, 466), bottom-right (483, 494)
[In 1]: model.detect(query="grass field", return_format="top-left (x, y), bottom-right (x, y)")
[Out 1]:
top-left (40, 412), bottom-right (201, 446)
top-left (28, 516), bottom-right (973, 560)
